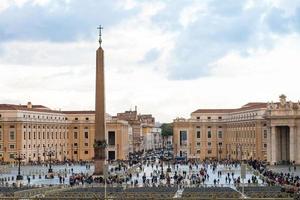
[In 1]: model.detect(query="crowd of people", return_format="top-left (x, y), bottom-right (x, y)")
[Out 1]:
top-left (72, 150), bottom-right (299, 196)
top-left (63, 150), bottom-right (260, 190)
top-left (1, 148), bottom-right (300, 197)
top-left (248, 159), bottom-right (300, 192)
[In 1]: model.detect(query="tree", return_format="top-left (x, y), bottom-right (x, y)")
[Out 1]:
top-left (160, 123), bottom-right (173, 149)
top-left (160, 123), bottom-right (173, 137)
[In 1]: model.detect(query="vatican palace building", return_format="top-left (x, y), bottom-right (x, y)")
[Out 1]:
top-left (173, 95), bottom-right (300, 165)
top-left (0, 102), bottom-right (159, 163)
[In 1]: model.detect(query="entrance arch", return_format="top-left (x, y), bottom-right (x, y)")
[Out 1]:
top-left (270, 126), bottom-right (295, 165)
top-left (276, 126), bottom-right (290, 163)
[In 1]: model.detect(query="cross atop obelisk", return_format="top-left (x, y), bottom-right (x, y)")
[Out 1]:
top-left (97, 25), bottom-right (103, 46)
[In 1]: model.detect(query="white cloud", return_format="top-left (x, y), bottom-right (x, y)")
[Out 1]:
top-left (0, 0), bottom-right (10, 12)
top-left (0, 41), bottom-right (95, 66)
top-left (209, 34), bottom-right (300, 103)
top-left (0, 0), bottom-right (45, 12)
top-left (1, 0), bottom-right (300, 123)
top-left (179, 1), bottom-right (208, 28)
top-left (267, 0), bottom-right (300, 16)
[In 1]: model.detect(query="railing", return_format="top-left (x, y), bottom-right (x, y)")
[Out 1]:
top-left (0, 197), bottom-right (295, 200)
top-left (266, 110), bottom-right (300, 117)
top-left (13, 185), bottom-right (65, 198)
top-left (174, 117), bottom-right (266, 123)
top-left (0, 184), bottom-right (296, 200)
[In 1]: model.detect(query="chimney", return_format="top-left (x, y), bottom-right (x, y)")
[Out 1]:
top-left (27, 102), bottom-right (32, 109)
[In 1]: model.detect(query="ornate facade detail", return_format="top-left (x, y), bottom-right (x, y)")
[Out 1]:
top-left (93, 140), bottom-right (107, 149)
top-left (268, 95), bottom-right (298, 111)
top-left (94, 140), bottom-right (106, 160)
top-left (280, 94), bottom-right (287, 106)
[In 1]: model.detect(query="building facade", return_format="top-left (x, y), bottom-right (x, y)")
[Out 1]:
top-left (173, 95), bottom-right (300, 164)
top-left (265, 95), bottom-right (300, 165)
top-left (152, 127), bottom-right (162, 149)
top-left (114, 107), bottom-right (156, 152)
top-left (0, 102), bottom-right (133, 163)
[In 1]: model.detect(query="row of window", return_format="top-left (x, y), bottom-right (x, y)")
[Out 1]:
top-left (4, 125), bottom-right (88, 129)
top-left (195, 126), bottom-right (223, 129)
top-left (22, 115), bottom-right (91, 121)
top-left (0, 131), bottom-right (15, 141)
top-left (196, 131), bottom-right (223, 139)
top-left (0, 144), bottom-right (15, 150)
top-left (23, 114), bottom-right (66, 120)
top-left (195, 114), bottom-right (259, 121)
top-left (229, 131), bottom-right (257, 138)
top-left (14, 150), bottom-right (90, 159)
top-left (23, 125), bottom-right (68, 129)
top-left (196, 116), bottom-right (223, 120)
top-left (196, 142), bottom-right (223, 147)
top-left (228, 112), bottom-right (258, 120)
top-left (23, 131), bottom-right (89, 140)
top-left (181, 149), bottom-right (261, 156)
top-left (22, 142), bottom-right (90, 149)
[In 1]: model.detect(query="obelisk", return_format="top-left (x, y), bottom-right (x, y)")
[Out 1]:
top-left (94, 25), bottom-right (106, 175)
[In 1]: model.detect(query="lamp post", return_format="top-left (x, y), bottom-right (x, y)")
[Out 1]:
top-left (237, 143), bottom-right (242, 161)
top-left (48, 150), bottom-right (54, 173)
top-left (55, 144), bottom-right (58, 160)
top-left (217, 142), bottom-right (219, 161)
top-left (240, 144), bottom-right (243, 161)
top-left (71, 144), bottom-right (74, 162)
top-left (37, 145), bottom-right (40, 164)
top-left (15, 153), bottom-right (23, 181)
top-left (104, 163), bottom-right (108, 199)
top-left (46, 148), bottom-right (55, 178)
top-left (189, 143), bottom-right (191, 160)
top-left (218, 143), bottom-right (222, 161)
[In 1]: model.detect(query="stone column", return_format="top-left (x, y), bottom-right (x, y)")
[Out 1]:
top-left (289, 126), bottom-right (295, 163)
top-left (281, 128), bottom-right (287, 161)
top-left (267, 127), bottom-right (272, 163)
top-left (271, 126), bottom-right (277, 165)
top-left (297, 126), bottom-right (300, 164)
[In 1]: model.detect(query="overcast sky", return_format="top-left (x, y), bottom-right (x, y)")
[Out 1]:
top-left (0, 0), bottom-right (300, 122)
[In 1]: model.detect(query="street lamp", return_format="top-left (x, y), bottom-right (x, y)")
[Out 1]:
top-left (46, 148), bottom-right (55, 179)
top-left (15, 153), bottom-right (24, 181)
top-left (218, 143), bottom-right (222, 161)
top-left (43, 144), bottom-right (46, 162)
top-left (237, 143), bottom-right (242, 161)
top-left (37, 145), bottom-right (40, 163)
top-left (189, 143), bottom-right (191, 159)
top-left (55, 144), bottom-right (58, 160)
top-left (71, 144), bottom-right (74, 161)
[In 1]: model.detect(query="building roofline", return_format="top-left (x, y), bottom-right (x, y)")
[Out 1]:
top-left (192, 103), bottom-right (268, 114)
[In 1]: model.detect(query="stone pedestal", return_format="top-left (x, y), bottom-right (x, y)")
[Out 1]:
top-left (16, 174), bottom-right (23, 181)
top-left (94, 159), bottom-right (105, 175)
top-left (16, 180), bottom-right (22, 187)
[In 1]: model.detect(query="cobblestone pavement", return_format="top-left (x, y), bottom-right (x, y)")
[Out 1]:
top-left (0, 164), bottom-right (94, 186)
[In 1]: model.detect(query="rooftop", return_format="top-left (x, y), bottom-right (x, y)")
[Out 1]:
top-left (192, 102), bottom-right (267, 114)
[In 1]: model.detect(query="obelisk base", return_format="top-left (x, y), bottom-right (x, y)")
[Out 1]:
top-left (94, 159), bottom-right (105, 175)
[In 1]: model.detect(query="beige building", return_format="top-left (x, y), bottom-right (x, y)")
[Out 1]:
top-left (114, 108), bottom-right (155, 152)
top-left (0, 102), bottom-right (132, 163)
top-left (173, 95), bottom-right (300, 164)
top-left (265, 95), bottom-right (300, 165)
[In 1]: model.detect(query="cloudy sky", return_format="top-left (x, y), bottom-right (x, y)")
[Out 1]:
top-left (0, 0), bottom-right (300, 122)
